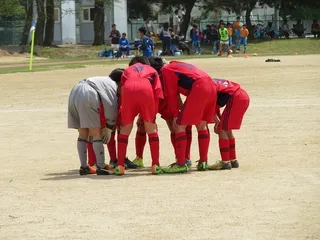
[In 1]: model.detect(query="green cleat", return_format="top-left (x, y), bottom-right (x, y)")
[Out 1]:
top-left (151, 165), bottom-right (163, 175)
top-left (162, 163), bottom-right (188, 174)
top-left (208, 161), bottom-right (232, 170)
top-left (113, 165), bottom-right (125, 175)
top-left (132, 157), bottom-right (144, 167)
top-left (196, 161), bottom-right (208, 171)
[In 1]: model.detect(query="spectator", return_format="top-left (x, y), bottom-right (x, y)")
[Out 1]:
top-left (227, 22), bottom-right (233, 47)
top-left (144, 17), bottom-right (154, 35)
top-left (311, 20), bottom-right (320, 38)
top-left (240, 24), bottom-right (249, 53)
top-left (209, 24), bottom-right (219, 54)
top-left (265, 22), bottom-right (275, 39)
top-left (147, 33), bottom-right (155, 56)
top-left (173, 10), bottom-right (181, 35)
top-left (118, 32), bottom-right (130, 57)
top-left (233, 17), bottom-right (241, 52)
top-left (159, 22), bottom-right (171, 54)
top-left (191, 24), bottom-right (201, 55)
top-left (203, 25), bottom-right (211, 43)
top-left (281, 20), bottom-right (290, 39)
top-left (293, 20), bottom-right (305, 38)
top-left (109, 24), bottom-right (121, 51)
top-left (218, 22), bottom-right (230, 56)
top-left (138, 27), bottom-right (153, 57)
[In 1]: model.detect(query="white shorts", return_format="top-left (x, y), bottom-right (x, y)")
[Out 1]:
top-left (111, 44), bottom-right (119, 49)
top-left (220, 40), bottom-right (229, 45)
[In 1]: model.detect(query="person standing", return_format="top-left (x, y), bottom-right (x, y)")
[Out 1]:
top-left (109, 24), bottom-right (121, 51)
top-left (173, 10), bottom-right (181, 35)
top-left (159, 22), bottom-right (171, 55)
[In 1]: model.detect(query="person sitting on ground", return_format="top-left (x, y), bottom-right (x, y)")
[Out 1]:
top-left (311, 20), bottom-right (320, 38)
top-left (265, 22), bottom-right (275, 39)
top-left (293, 20), bottom-right (305, 38)
top-left (119, 33), bottom-right (130, 57)
top-left (281, 20), bottom-right (290, 39)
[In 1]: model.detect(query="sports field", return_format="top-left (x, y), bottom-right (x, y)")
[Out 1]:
top-left (0, 55), bottom-right (319, 240)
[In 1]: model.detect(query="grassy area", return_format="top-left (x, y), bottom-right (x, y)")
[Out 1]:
top-left (0, 38), bottom-right (319, 74)
top-left (38, 38), bottom-right (320, 59)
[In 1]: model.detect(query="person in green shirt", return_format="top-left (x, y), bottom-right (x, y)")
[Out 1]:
top-left (218, 22), bottom-right (231, 56)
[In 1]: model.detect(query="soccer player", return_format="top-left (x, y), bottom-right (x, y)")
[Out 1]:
top-left (138, 27), bottom-right (153, 57)
top-left (131, 57), bottom-right (193, 167)
top-left (208, 78), bottom-right (250, 170)
top-left (152, 60), bottom-right (217, 173)
top-left (68, 75), bottom-right (119, 175)
top-left (191, 24), bottom-right (201, 55)
top-left (113, 57), bottom-right (164, 175)
top-left (218, 22), bottom-right (230, 56)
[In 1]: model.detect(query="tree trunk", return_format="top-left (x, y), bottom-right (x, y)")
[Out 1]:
top-left (43, 0), bottom-right (55, 46)
top-left (20, 0), bottom-right (33, 46)
top-left (180, 0), bottom-right (196, 40)
top-left (92, 0), bottom-right (105, 46)
top-left (35, 0), bottom-right (46, 45)
top-left (245, 0), bottom-right (258, 40)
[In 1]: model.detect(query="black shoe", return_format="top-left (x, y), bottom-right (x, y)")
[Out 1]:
top-left (125, 157), bottom-right (138, 169)
top-left (231, 160), bottom-right (239, 168)
top-left (79, 166), bottom-right (96, 175)
top-left (96, 167), bottom-right (110, 175)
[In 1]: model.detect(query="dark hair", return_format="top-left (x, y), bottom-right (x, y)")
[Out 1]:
top-left (192, 24), bottom-right (197, 28)
top-left (237, 16), bottom-right (240, 19)
top-left (163, 22), bottom-right (169, 30)
top-left (174, 10), bottom-right (179, 14)
top-left (138, 27), bottom-right (146, 34)
top-left (129, 56), bottom-right (150, 66)
top-left (109, 68), bottom-right (124, 83)
top-left (206, 25), bottom-right (210, 28)
top-left (122, 32), bottom-right (126, 36)
top-left (112, 24), bottom-right (116, 27)
top-left (227, 22), bottom-right (231, 26)
top-left (148, 56), bottom-right (165, 73)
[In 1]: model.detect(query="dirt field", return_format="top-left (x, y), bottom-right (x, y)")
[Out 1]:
top-left (0, 55), bottom-right (319, 240)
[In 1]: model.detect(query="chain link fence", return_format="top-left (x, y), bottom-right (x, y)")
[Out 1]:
top-left (0, 20), bottom-right (24, 45)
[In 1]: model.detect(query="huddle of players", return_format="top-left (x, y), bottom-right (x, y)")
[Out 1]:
top-left (68, 56), bottom-right (250, 175)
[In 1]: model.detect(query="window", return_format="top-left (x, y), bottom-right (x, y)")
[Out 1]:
top-left (82, 7), bottom-right (96, 22)
top-left (54, 8), bottom-right (60, 23)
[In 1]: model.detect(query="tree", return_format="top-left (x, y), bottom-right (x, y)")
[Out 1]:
top-left (0, 0), bottom-right (24, 19)
top-left (127, 0), bottom-right (154, 19)
top-left (20, 0), bottom-right (34, 46)
top-left (92, 0), bottom-right (105, 45)
top-left (35, 0), bottom-right (46, 45)
top-left (43, 0), bottom-right (55, 46)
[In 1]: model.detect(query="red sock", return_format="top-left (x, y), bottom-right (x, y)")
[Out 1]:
top-left (185, 125), bottom-right (192, 160)
top-left (219, 139), bottom-right (230, 161)
top-left (148, 133), bottom-right (160, 166)
top-left (117, 134), bottom-right (129, 167)
top-left (229, 138), bottom-right (236, 160)
top-left (198, 130), bottom-right (209, 162)
top-left (135, 131), bottom-right (147, 158)
top-left (107, 132), bottom-right (117, 162)
top-left (87, 142), bottom-right (96, 166)
top-left (175, 132), bottom-right (187, 166)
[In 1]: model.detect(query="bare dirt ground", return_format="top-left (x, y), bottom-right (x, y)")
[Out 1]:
top-left (0, 55), bottom-right (319, 240)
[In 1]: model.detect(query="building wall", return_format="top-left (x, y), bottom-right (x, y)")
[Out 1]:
top-left (53, 23), bottom-right (62, 45)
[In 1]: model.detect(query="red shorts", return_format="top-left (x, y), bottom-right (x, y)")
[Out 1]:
top-left (120, 82), bottom-right (156, 126)
top-left (218, 88), bottom-right (250, 130)
top-left (177, 78), bottom-right (217, 125)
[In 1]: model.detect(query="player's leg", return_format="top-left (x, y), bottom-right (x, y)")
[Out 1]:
top-left (126, 46), bottom-right (130, 56)
top-left (185, 125), bottom-right (192, 167)
top-left (107, 130), bottom-right (117, 167)
top-left (227, 130), bottom-right (239, 168)
top-left (87, 136), bottom-right (96, 166)
top-left (133, 117), bottom-right (147, 167)
top-left (243, 38), bottom-right (247, 54)
top-left (77, 128), bottom-right (96, 175)
top-left (218, 42), bottom-right (223, 56)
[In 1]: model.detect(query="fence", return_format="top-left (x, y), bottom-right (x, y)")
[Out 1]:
top-left (0, 20), bottom-right (24, 45)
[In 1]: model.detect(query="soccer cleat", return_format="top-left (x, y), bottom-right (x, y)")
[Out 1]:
top-left (125, 157), bottom-right (138, 169)
top-left (208, 161), bottom-right (232, 170)
top-left (231, 160), bottom-right (239, 168)
top-left (79, 166), bottom-right (96, 175)
top-left (96, 166), bottom-right (110, 175)
top-left (151, 165), bottom-right (163, 175)
top-left (196, 161), bottom-right (208, 171)
top-left (109, 161), bottom-right (118, 169)
top-left (132, 157), bottom-right (144, 167)
top-left (113, 165), bottom-right (125, 175)
top-left (162, 163), bottom-right (188, 174)
top-left (185, 159), bottom-right (192, 167)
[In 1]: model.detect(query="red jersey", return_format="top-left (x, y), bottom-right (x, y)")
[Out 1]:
top-left (212, 78), bottom-right (241, 107)
top-left (121, 63), bottom-right (163, 100)
top-left (160, 61), bottom-right (212, 117)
